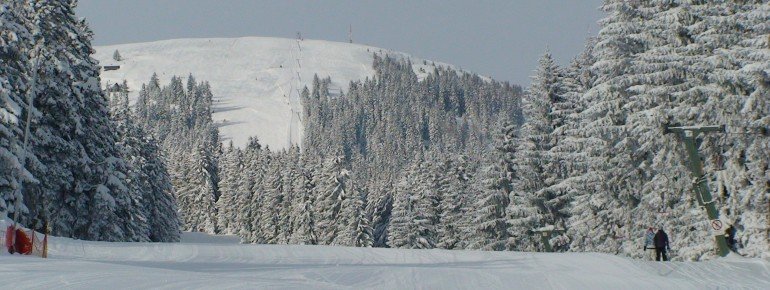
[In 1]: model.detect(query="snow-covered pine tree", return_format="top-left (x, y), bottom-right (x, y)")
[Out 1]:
top-left (335, 184), bottom-right (373, 247)
top-left (564, 0), bottom-right (770, 260)
top-left (617, 1), bottom-right (705, 258)
top-left (258, 154), bottom-right (284, 243)
top-left (351, 190), bottom-right (374, 247)
top-left (194, 81), bottom-right (214, 129)
top-left (726, 1), bottom-right (770, 256)
top-left (436, 154), bottom-right (473, 250)
top-left (110, 82), bottom-right (180, 242)
top-left (277, 147), bottom-right (303, 243)
top-left (0, 0), bottom-right (35, 219)
top-left (20, 0), bottom-right (91, 236)
top-left (134, 74), bottom-right (161, 127)
top-left (365, 179), bottom-right (393, 247)
top-left (108, 85), bottom-right (150, 241)
top-left (108, 83), bottom-right (181, 242)
top-left (545, 38), bottom-right (597, 252)
top-left (387, 155), bottom-right (440, 249)
top-left (175, 141), bottom-right (218, 233)
top-left (469, 160), bottom-right (509, 251)
top-left (410, 155), bottom-right (440, 249)
top-left (693, 0), bottom-right (770, 258)
top-left (247, 146), bottom-right (270, 243)
top-left (566, 0), bottom-right (650, 254)
top-left (313, 156), bottom-right (353, 245)
top-left (136, 133), bottom-right (180, 242)
top-left (130, 72), bottom-right (222, 239)
top-left (21, 0), bottom-right (140, 241)
top-left (507, 52), bottom-right (567, 251)
top-left (235, 140), bottom-right (263, 242)
top-left (288, 156), bottom-right (317, 245)
top-left (387, 159), bottom-right (419, 248)
top-left (216, 142), bottom-right (241, 234)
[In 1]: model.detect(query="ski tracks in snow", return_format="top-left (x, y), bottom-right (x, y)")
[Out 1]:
top-left (3, 230), bottom-right (769, 289)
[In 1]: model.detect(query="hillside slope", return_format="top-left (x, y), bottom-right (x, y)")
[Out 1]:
top-left (1, 219), bottom-right (768, 289)
top-left (94, 37), bottom-right (447, 149)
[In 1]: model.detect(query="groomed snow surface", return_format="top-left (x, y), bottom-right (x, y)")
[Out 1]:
top-left (94, 37), bottom-right (448, 150)
top-left (2, 220), bottom-right (769, 289)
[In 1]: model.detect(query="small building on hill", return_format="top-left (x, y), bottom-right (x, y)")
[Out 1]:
top-left (103, 65), bottom-right (120, 71)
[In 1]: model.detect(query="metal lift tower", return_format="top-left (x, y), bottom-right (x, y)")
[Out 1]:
top-left (664, 125), bottom-right (730, 257)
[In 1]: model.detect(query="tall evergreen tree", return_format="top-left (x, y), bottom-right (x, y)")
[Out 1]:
top-left (175, 141), bottom-right (218, 233)
top-left (17, 0), bottom-right (139, 241)
top-left (436, 154), bottom-right (473, 250)
top-left (314, 156), bottom-right (353, 245)
top-left (566, 0), bottom-right (650, 254)
top-left (216, 142), bottom-right (241, 234)
top-left (288, 158), bottom-right (317, 245)
top-left (508, 52), bottom-right (567, 251)
top-left (0, 0), bottom-right (35, 220)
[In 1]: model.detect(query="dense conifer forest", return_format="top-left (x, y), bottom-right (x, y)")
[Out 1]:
top-left (2, 0), bottom-right (767, 261)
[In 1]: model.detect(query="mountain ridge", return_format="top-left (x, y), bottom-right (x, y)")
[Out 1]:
top-left (94, 36), bottom-right (465, 149)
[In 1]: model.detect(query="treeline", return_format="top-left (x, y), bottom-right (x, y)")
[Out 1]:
top-left (367, 0), bottom-right (768, 259)
top-left (298, 55), bottom-right (523, 247)
top-left (0, 0), bottom-right (179, 242)
top-left (130, 74), bottom-right (221, 233)
top-left (303, 54), bottom-right (522, 164)
top-left (139, 53), bottom-right (522, 248)
top-left (216, 144), bottom-right (373, 246)
top-left (210, 0), bottom-right (769, 260)
top-left (84, 0), bottom-right (768, 261)
top-left (122, 57), bottom-right (574, 252)
top-left (108, 84), bottom-right (180, 241)
top-left (502, 0), bottom-right (769, 260)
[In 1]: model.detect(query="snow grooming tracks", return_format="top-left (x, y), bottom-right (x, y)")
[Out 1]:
top-left (1, 230), bottom-right (768, 289)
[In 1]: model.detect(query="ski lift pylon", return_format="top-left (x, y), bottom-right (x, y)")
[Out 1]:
top-left (656, 175), bottom-right (670, 215)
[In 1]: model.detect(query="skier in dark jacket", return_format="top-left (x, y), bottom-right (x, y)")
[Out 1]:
top-left (653, 228), bottom-right (670, 261)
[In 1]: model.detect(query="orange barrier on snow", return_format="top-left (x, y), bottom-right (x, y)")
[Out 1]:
top-left (2, 225), bottom-right (47, 257)
top-left (14, 229), bottom-right (32, 254)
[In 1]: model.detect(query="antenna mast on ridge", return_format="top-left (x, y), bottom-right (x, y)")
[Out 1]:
top-left (348, 24), bottom-right (353, 43)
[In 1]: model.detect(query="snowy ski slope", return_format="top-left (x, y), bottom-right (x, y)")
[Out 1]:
top-left (1, 220), bottom-right (768, 289)
top-left (93, 37), bottom-right (446, 150)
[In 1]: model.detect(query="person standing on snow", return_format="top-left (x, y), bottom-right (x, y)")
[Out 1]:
top-left (654, 228), bottom-right (670, 261)
top-left (643, 227), bottom-right (655, 259)
top-left (643, 227), bottom-right (655, 249)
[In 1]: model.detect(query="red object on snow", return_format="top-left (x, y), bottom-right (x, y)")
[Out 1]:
top-left (14, 228), bottom-right (32, 255)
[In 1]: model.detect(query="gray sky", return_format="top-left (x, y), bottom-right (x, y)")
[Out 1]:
top-left (75, 0), bottom-right (603, 86)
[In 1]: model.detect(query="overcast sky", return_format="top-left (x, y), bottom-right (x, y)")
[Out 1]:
top-left (75, 0), bottom-right (603, 86)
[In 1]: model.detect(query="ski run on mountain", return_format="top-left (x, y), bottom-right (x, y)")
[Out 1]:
top-left (1, 1), bottom-right (769, 289)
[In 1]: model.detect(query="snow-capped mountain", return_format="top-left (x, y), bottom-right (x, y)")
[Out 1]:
top-left (94, 37), bottom-right (449, 149)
